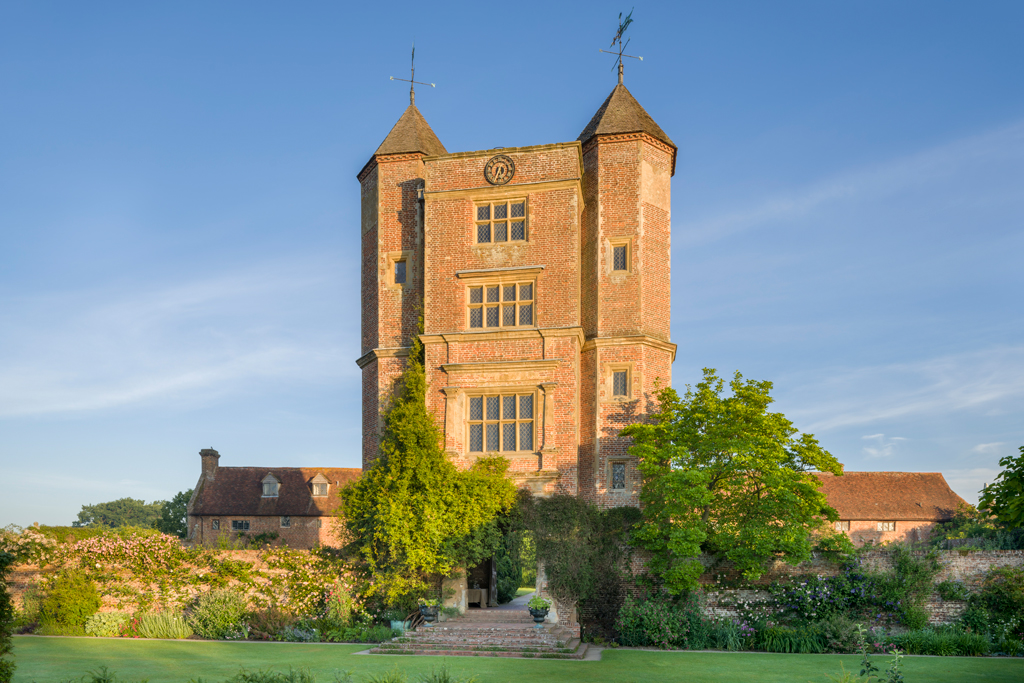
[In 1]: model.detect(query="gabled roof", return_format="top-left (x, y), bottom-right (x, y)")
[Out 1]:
top-left (374, 105), bottom-right (447, 157)
top-left (814, 472), bottom-right (968, 522)
top-left (578, 84), bottom-right (676, 151)
top-left (190, 467), bottom-right (361, 517)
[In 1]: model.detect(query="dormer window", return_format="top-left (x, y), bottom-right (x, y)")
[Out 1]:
top-left (261, 474), bottom-right (280, 497)
top-left (311, 473), bottom-right (330, 497)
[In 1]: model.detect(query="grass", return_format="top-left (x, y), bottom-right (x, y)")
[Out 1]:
top-left (11, 636), bottom-right (1024, 683)
top-left (514, 587), bottom-right (534, 598)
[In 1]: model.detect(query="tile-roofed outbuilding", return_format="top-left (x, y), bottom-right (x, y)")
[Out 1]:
top-left (190, 466), bottom-right (360, 517)
top-left (814, 471), bottom-right (968, 522)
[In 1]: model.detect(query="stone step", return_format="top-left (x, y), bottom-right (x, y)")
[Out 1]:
top-left (369, 640), bottom-right (588, 660)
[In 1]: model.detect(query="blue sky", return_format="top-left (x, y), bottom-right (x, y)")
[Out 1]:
top-left (1, 1), bottom-right (1022, 525)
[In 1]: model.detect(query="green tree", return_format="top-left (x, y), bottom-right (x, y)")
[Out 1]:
top-left (623, 368), bottom-right (843, 593)
top-left (340, 332), bottom-right (518, 605)
top-left (979, 446), bottom-right (1024, 529)
top-left (72, 498), bottom-right (164, 528)
top-left (0, 552), bottom-right (15, 683)
top-left (153, 489), bottom-right (193, 538)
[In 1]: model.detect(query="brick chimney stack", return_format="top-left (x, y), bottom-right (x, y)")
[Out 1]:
top-left (199, 448), bottom-right (220, 481)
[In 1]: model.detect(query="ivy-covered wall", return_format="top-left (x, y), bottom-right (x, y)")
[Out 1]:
top-left (8, 537), bottom-right (354, 616)
top-left (578, 549), bottom-right (1024, 637)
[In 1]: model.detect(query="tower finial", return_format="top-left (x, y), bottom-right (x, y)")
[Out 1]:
top-left (599, 8), bottom-right (642, 84)
top-left (390, 42), bottom-right (436, 106)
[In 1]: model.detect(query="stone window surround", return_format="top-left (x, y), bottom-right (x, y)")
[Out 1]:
top-left (609, 460), bottom-right (628, 493)
top-left (466, 280), bottom-right (535, 330)
top-left (439, 376), bottom-right (558, 458)
top-left (608, 237), bottom-right (632, 274)
top-left (877, 521), bottom-right (896, 532)
top-left (465, 391), bottom-right (537, 454)
top-left (280, 516), bottom-right (291, 528)
top-left (602, 362), bottom-right (637, 402)
top-left (835, 520), bottom-right (851, 531)
top-left (474, 197), bottom-right (528, 244)
top-left (211, 519), bottom-right (220, 531)
top-left (455, 266), bottom-right (544, 332)
top-left (384, 250), bottom-right (414, 290)
top-left (231, 520), bottom-right (249, 531)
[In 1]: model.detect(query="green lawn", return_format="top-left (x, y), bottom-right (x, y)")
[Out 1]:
top-left (11, 636), bottom-right (1024, 683)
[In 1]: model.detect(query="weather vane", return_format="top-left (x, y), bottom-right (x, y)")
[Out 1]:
top-left (390, 43), bottom-right (435, 105)
top-left (599, 9), bottom-right (642, 85)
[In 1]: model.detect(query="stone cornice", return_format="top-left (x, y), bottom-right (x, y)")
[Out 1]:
top-left (420, 326), bottom-right (585, 348)
top-left (455, 265), bottom-right (545, 280)
top-left (356, 152), bottom-right (427, 183)
top-left (355, 346), bottom-right (411, 369)
top-left (440, 359), bottom-right (562, 375)
top-left (581, 334), bottom-right (677, 362)
top-left (580, 132), bottom-right (677, 176)
top-left (423, 178), bottom-right (582, 202)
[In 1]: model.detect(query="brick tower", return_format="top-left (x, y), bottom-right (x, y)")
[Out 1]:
top-left (577, 84), bottom-right (677, 508)
top-left (356, 102), bottom-right (446, 465)
top-left (358, 83), bottom-right (676, 505)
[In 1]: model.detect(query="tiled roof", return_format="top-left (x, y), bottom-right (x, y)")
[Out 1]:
top-left (814, 472), bottom-right (968, 521)
top-left (374, 105), bottom-right (447, 157)
top-left (578, 84), bottom-right (676, 151)
top-left (190, 467), bottom-right (361, 517)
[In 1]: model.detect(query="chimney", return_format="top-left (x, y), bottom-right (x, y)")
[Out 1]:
top-left (200, 448), bottom-right (220, 481)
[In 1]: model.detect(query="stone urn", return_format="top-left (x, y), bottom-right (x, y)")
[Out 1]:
top-left (419, 605), bottom-right (439, 626)
top-left (528, 607), bottom-right (549, 628)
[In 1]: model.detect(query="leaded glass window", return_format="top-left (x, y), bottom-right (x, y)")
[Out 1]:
top-left (612, 244), bottom-right (628, 271)
top-left (611, 463), bottom-right (626, 490)
top-left (467, 392), bottom-right (535, 453)
top-left (468, 281), bottom-right (535, 329)
top-left (394, 259), bottom-right (406, 284)
top-left (613, 370), bottom-right (628, 397)
top-left (312, 483), bottom-right (328, 497)
top-left (475, 200), bottom-right (527, 244)
top-left (281, 516), bottom-right (291, 528)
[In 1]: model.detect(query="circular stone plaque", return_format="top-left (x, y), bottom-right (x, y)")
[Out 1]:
top-left (483, 154), bottom-right (515, 185)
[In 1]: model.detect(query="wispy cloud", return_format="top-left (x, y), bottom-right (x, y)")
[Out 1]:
top-left (787, 346), bottom-right (1024, 432)
top-left (971, 442), bottom-right (1004, 455)
top-left (0, 257), bottom-right (356, 417)
top-left (679, 120), bottom-right (1024, 247)
top-left (861, 433), bottom-right (907, 459)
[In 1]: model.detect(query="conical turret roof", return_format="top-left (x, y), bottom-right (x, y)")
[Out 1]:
top-left (578, 84), bottom-right (676, 151)
top-left (374, 104), bottom-right (447, 157)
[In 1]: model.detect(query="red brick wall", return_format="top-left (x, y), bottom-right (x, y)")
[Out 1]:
top-left (189, 514), bottom-right (343, 549)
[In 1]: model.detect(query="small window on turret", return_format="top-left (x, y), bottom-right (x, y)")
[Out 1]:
top-left (395, 259), bottom-right (407, 284)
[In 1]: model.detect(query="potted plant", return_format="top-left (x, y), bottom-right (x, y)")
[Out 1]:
top-left (527, 596), bottom-right (552, 627)
top-left (418, 598), bottom-right (440, 626)
top-left (382, 608), bottom-right (408, 633)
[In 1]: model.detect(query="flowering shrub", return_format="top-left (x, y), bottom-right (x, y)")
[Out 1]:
top-left (0, 525), bottom-right (57, 565)
top-left (187, 589), bottom-right (248, 640)
top-left (615, 593), bottom-right (691, 649)
top-left (84, 612), bottom-right (128, 637)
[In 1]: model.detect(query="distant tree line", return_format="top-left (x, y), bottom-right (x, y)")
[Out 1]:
top-left (72, 490), bottom-right (192, 538)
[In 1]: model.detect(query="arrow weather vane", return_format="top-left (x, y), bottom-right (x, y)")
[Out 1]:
top-left (390, 43), bottom-right (435, 105)
top-left (599, 9), bottom-right (642, 84)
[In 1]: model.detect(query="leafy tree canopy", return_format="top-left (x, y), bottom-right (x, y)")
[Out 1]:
top-left (72, 498), bottom-right (164, 529)
top-left (979, 446), bottom-right (1024, 529)
top-left (340, 332), bottom-right (518, 606)
top-left (623, 368), bottom-right (844, 593)
top-left (153, 490), bottom-right (193, 538)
